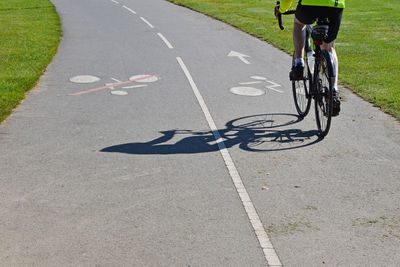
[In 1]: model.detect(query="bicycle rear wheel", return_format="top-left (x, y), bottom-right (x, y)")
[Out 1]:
top-left (314, 52), bottom-right (334, 137)
top-left (292, 54), bottom-right (311, 117)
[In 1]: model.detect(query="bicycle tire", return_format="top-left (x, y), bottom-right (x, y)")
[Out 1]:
top-left (292, 54), bottom-right (312, 117)
top-left (314, 50), bottom-right (334, 137)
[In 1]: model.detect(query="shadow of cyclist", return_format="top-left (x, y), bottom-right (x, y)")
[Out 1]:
top-left (100, 113), bottom-right (321, 155)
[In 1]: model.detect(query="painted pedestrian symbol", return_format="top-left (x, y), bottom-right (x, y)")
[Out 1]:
top-left (229, 76), bottom-right (283, 96)
top-left (69, 74), bottom-right (158, 96)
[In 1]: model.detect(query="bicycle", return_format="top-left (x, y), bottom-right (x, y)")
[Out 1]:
top-left (277, 3), bottom-right (336, 137)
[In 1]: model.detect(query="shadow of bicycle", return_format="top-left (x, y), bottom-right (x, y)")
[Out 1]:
top-left (101, 113), bottom-right (321, 155)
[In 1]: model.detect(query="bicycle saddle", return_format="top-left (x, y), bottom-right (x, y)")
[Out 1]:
top-left (311, 25), bottom-right (329, 42)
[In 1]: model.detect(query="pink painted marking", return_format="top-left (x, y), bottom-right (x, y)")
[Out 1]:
top-left (69, 75), bottom-right (156, 96)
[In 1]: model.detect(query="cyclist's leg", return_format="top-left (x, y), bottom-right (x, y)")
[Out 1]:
top-left (293, 18), bottom-right (306, 60)
top-left (321, 40), bottom-right (340, 116)
top-left (291, 5), bottom-right (316, 80)
top-left (322, 7), bottom-right (343, 88)
top-left (290, 18), bottom-right (307, 80)
top-left (320, 41), bottom-right (338, 88)
top-left (320, 7), bottom-right (344, 116)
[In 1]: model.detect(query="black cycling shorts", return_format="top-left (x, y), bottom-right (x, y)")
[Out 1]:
top-left (295, 4), bottom-right (344, 43)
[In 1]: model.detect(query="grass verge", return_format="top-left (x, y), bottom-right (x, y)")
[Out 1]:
top-left (0, 0), bottom-right (61, 123)
top-left (167, 0), bottom-right (400, 119)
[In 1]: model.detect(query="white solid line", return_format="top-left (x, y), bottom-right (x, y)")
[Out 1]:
top-left (176, 57), bottom-right (282, 267)
top-left (140, 17), bottom-right (154, 29)
top-left (157, 33), bottom-right (174, 49)
top-left (122, 5), bottom-right (136, 14)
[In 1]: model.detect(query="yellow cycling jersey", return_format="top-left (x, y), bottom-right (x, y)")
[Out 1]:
top-left (279, 0), bottom-right (345, 13)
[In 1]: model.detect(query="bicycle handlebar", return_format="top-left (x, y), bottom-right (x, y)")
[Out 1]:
top-left (276, 1), bottom-right (296, 30)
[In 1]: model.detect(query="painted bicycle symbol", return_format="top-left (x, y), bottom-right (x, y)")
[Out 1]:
top-left (230, 75), bottom-right (283, 96)
top-left (69, 74), bottom-right (158, 96)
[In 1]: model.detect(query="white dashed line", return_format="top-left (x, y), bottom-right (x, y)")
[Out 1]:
top-left (140, 17), bottom-right (154, 28)
top-left (111, 0), bottom-right (119, 4)
top-left (122, 5), bottom-right (136, 14)
top-left (176, 57), bottom-right (282, 267)
top-left (157, 33), bottom-right (174, 49)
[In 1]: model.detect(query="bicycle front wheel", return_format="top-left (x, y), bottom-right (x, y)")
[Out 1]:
top-left (314, 51), bottom-right (334, 137)
top-left (292, 54), bottom-right (311, 117)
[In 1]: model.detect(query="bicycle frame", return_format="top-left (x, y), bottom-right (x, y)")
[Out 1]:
top-left (305, 23), bottom-right (336, 99)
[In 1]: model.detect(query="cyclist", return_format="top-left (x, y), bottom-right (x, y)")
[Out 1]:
top-left (275, 0), bottom-right (345, 116)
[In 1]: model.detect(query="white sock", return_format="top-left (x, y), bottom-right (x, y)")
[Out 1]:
top-left (294, 58), bottom-right (304, 67)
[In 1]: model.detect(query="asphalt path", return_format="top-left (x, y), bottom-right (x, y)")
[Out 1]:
top-left (1, 0), bottom-right (400, 266)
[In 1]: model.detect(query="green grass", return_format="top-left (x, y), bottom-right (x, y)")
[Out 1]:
top-left (167, 0), bottom-right (400, 119)
top-left (0, 0), bottom-right (61, 123)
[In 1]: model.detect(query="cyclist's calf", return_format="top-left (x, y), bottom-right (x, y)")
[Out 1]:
top-left (321, 41), bottom-right (339, 88)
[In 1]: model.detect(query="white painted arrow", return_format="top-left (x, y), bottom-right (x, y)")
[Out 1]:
top-left (228, 51), bottom-right (251, 65)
